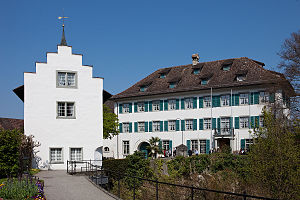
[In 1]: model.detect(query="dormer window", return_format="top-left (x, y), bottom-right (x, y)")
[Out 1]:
top-left (193, 69), bottom-right (200, 74)
top-left (169, 82), bottom-right (177, 88)
top-left (140, 86), bottom-right (147, 92)
top-left (222, 64), bottom-right (231, 71)
top-left (160, 73), bottom-right (166, 79)
top-left (201, 79), bottom-right (208, 85)
top-left (236, 74), bottom-right (246, 82)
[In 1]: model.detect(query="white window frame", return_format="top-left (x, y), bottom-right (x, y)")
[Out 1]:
top-left (56, 71), bottom-right (77, 88)
top-left (137, 102), bottom-right (145, 112)
top-left (153, 121), bottom-right (160, 132)
top-left (123, 122), bottom-right (130, 133)
top-left (123, 141), bottom-right (130, 155)
top-left (204, 118), bottom-right (211, 130)
top-left (191, 140), bottom-right (198, 152)
top-left (162, 140), bottom-right (170, 151)
top-left (240, 117), bottom-right (249, 129)
top-left (49, 147), bottom-right (63, 164)
top-left (185, 98), bottom-right (193, 109)
top-left (123, 103), bottom-right (130, 113)
top-left (240, 93), bottom-right (249, 105)
top-left (168, 99), bottom-right (176, 110)
top-left (260, 91), bottom-right (269, 103)
top-left (185, 119), bottom-right (193, 131)
top-left (199, 140), bottom-right (206, 154)
top-left (203, 96), bottom-right (211, 108)
top-left (221, 95), bottom-right (230, 107)
top-left (138, 122), bottom-right (145, 132)
top-left (168, 120), bottom-right (176, 131)
top-left (221, 118), bottom-right (230, 134)
top-left (70, 148), bottom-right (83, 161)
top-left (153, 101), bottom-right (160, 111)
top-left (57, 102), bottom-right (75, 119)
top-left (259, 116), bottom-right (264, 127)
top-left (245, 139), bottom-right (253, 151)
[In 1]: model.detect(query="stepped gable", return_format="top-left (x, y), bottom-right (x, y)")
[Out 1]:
top-left (111, 57), bottom-right (295, 100)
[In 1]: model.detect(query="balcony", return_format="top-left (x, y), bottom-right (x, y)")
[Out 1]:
top-left (214, 128), bottom-right (234, 137)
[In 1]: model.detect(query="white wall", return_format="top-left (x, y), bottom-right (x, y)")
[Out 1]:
top-left (24, 46), bottom-right (103, 170)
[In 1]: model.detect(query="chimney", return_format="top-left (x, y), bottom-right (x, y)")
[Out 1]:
top-left (192, 53), bottom-right (199, 65)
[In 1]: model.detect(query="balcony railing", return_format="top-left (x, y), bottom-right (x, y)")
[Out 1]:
top-left (214, 128), bottom-right (234, 137)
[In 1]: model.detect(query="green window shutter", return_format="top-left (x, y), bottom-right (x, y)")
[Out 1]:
top-left (181, 120), bottom-right (185, 131)
top-left (250, 116), bottom-right (255, 128)
top-left (159, 140), bottom-right (162, 151)
top-left (235, 94), bottom-right (240, 106)
top-left (250, 93), bottom-right (253, 105)
top-left (217, 96), bottom-right (221, 107)
top-left (269, 93), bottom-right (275, 103)
top-left (160, 100), bottom-right (164, 111)
top-left (212, 96), bottom-right (216, 107)
top-left (187, 140), bottom-right (191, 150)
top-left (254, 92), bottom-right (260, 104)
top-left (229, 95), bottom-right (232, 106)
top-left (119, 123), bottom-right (123, 133)
top-left (176, 120), bottom-right (180, 131)
top-left (145, 101), bottom-right (148, 112)
top-left (169, 140), bottom-right (172, 151)
top-left (193, 119), bottom-right (197, 130)
top-left (199, 119), bottom-right (204, 130)
top-left (145, 121), bottom-right (148, 132)
top-left (129, 103), bottom-right (132, 113)
top-left (231, 95), bottom-right (234, 106)
top-left (134, 103), bottom-right (138, 112)
top-left (129, 122), bottom-right (132, 133)
top-left (149, 121), bottom-right (152, 132)
top-left (217, 118), bottom-right (221, 132)
top-left (134, 122), bottom-right (138, 132)
top-left (176, 99), bottom-right (179, 110)
top-left (160, 121), bottom-right (163, 132)
top-left (206, 140), bottom-right (210, 154)
top-left (193, 97), bottom-right (197, 109)
top-left (235, 117), bottom-right (240, 129)
top-left (181, 99), bottom-right (185, 109)
top-left (241, 139), bottom-right (245, 150)
top-left (255, 116), bottom-right (259, 128)
top-left (119, 104), bottom-right (123, 114)
top-left (212, 118), bottom-right (216, 129)
top-left (164, 121), bottom-right (168, 131)
top-left (199, 97), bottom-right (203, 108)
top-left (230, 117), bottom-right (233, 129)
top-left (212, 96), bottom-right (220, 107)
top-left (164, 100), bottom-right (168, 111)
top-left (149, 101), bottom-right (152, 112)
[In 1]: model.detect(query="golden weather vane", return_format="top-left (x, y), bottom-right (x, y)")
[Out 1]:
top-left (58, 16), bottom-right (69, 27)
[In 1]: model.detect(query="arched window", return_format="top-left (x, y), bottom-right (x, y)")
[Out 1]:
top-left (104, 147), bottom-right (110, 153)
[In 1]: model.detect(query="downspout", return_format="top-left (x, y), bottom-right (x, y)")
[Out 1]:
top-left (210, 87), bottom-right (213, 150)
top-left (117, 102), bottom-right (119, 159)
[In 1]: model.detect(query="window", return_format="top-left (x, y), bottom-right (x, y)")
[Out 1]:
top-left (201, 79), bottom-right (208, 85)
top-left (245, 139), bottom-right (253, 152)
top-left (138, 102), bottom-right (145, 112)
top-left (57, 71), bottom-right (77, 88)
top-left (259, 116), bottom-right (264, 127)
top-left (163, 141), bottom-right (170, 151)
top-left (70, 148), bottom-right (82, 161)
top-left (236, 74), bottom-right (246, 81)
top-left (138, 122), bottom-right (145, 132)
top-left (169, 82), bottom-right (177, 88)
top-left (153, 101), bottom-right (160, 111)
top-left (185, 119), bottom-right (193, 131)
top-left (204, 118), bottom-right (211, 130)
top-left (168, 120), bottom-right (176, 131)
top-left (185, 98), bottom-right (193, 109)
top-left (191, 140), bottom-right (198, 152)
top-left (57, 102), bottom-right (75, 118)
top-left (222, 64), bottom-right (231, 71)
top-left (260, 92), bottom-right (269, 103)
top-left (204, 96), bottom-right (211, 108)
top-left (199, 140), bottom-right (206, 154)
top-left (221, 118), bottom-right (230, 134)
top-left (123, 141), bottom-right (130, 155)
top-left (123, 123), bottom-right (130, 133)
top-left (140, 86), bottom-right (147, 92)
top-left (240, 93), bottom-right (249, 105)
top-left (50, 148), bottom-right (63, 163)
top-left (240, 117), bottom-right (249, 129)
top-left (193, 69), bottom-right (200, 74)
top-left (104, 147), bottom-right (110, 153)
top-left (160, 73), bottom-right (166, 79)
top-left (168, 99), bottom-right (176, 110)
top-left (153, 121), bottom-right (160, 132)
top-left (123, 104), bottom-right (130, 113)
top-left (221, 95), bottom-right (230, 106)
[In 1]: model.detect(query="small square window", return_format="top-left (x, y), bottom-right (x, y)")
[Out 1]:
top-left (57, 71), bottom-right (77, 88)
top-left (169, 82), bottom-right (177, 88)
top-left (140, 86), bottom-right (147, 92)
top-left (222, 65), bottom-right (231, 71)
top-left (193, 69), bottom-right (200, 74)
top-left (57, 102), bottom-right (75, 118)
top-left (236, 74), bottom-right (246, 81)
top-left (50, 148), bottom-right (63, 163)
top-left (160, 73), bottom-right (166, 78)
top-left (201, 79), bottom-right (208, 85)
top-left (70, 148), bottom-right (82, 161)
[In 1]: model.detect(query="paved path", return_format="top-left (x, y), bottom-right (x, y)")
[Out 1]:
top-left (37, 170), bottom-right (116, 200)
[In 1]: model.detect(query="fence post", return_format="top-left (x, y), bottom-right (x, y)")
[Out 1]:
top-left (243, 191), bottom-right (247, 200)
top-left (133, 178), bottom-right (136, 200)
top-left (67, 160), bottom-right (68, 173)
top-left (191, 188), bottom-right (194, 200)
top-left (156, 180), bottom-right (159, 200)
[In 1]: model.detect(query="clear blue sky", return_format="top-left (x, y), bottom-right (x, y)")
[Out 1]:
top-left (0, 0), bottom-right (299, 119)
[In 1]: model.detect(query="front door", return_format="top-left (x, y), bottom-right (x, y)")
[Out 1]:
top-left (218, 139), bottom-right (230, 152)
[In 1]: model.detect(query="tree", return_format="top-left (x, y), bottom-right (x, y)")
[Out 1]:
top-left (103, 104), bottom-right (119, 139)
top-left (147, 137), bottom-right (161, 159)
top-left (247, 109), bottom-right (300, 199)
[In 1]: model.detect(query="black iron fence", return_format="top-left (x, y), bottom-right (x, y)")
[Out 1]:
top-left (67, 160), bottom-right (278, 200)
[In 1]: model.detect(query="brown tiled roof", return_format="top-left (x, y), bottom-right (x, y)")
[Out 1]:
top-left (111, 57), bottom-right (295, 100)
top-left (0, 118), bottom-right (24, 130)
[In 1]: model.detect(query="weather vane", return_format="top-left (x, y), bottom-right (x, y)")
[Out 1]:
top-left (58, 10), bottom-right (69, 27)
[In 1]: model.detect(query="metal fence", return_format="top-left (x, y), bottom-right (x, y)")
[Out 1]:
top-left (67, 160), bottom-right (278, 200)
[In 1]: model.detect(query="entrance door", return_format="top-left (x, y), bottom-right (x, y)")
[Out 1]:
top-left (218, 139), bottom-right (230, 152)
top-left (139, 142), bottom-right (150, 159)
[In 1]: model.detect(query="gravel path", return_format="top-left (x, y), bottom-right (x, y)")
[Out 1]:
top-left (37, 170), bottom-right (117, 200)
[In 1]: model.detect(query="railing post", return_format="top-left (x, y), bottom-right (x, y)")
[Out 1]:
top-left (133, 178), bottom-right (136, 200)
top-left (67, 160), bottom-right (68, 173)
top-left (243, 191), bottom-right (247, 200)
top-left (156, 179), bottom-right (159, 200)
top-left (191, 188), bottom-right (194, 200)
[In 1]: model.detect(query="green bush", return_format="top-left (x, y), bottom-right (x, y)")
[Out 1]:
top-left (103, 158), bottom-right (129, 179)
top-left (0, 179), bottom-right (38, 200)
